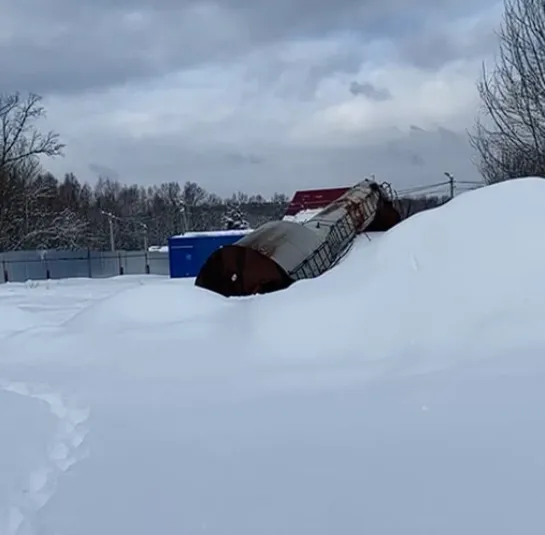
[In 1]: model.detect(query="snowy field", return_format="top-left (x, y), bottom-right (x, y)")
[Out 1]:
top-left (2, 177), bottom-right (545, 534)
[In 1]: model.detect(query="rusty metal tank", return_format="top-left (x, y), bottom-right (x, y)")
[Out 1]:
top-left (195, 179), bottom-right (401, 297)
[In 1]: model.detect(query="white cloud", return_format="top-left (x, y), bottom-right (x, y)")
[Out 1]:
top-left (291, 58), bottom-right (482, 145)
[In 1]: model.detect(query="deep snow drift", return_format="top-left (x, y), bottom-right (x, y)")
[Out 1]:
top-left (2, 177), bottom-right (545, 534)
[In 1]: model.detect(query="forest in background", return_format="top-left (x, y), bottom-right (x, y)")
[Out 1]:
top-left (0, 167), bottom-right (450, 252)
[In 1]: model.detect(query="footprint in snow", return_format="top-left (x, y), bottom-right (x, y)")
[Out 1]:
top-left (0, 380), bottom-right (91, 535)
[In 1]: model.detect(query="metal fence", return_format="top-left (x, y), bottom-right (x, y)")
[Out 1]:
top-left (0, 249), bottom-right (170, 283)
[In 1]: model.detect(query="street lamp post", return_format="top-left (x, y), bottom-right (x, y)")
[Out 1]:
top-left (134, 221), bottom-right (150, 274)
top-left (444, 172), bottom-right (455, 199)
top-left (178, 200), bottom-right (188, 235)
top-left (101, 210), bottom-right (117, 251)
top-left (101, 211), bottom-right (151, 274)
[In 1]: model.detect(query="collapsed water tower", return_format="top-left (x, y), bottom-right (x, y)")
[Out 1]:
top-left (195, 179), bottom-right (401, 297)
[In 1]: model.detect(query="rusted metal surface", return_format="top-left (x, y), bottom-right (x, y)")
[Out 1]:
top-left (366, 197), bottom-right (401, 231)
top-left (194, 221), bottom-right (324, 296)
top-left (304, 180), bottom-right (381, 234)
top-left (195, 179), bottom-right (402, 297)
top-left (195, 243), bottom-right (293, 297)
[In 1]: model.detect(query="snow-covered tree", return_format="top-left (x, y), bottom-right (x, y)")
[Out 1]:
top-left (222, 202), bottom-right (250, 230)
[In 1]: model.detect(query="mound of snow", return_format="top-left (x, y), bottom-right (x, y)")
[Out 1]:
top-left (66, 278), bottom-right (233, 331)
top-left (251, 177), bottom-right (545, 365)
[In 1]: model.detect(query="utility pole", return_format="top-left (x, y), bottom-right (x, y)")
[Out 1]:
top-left (135, 221), bottom-right (150, 274)
top-left (143, 224), bottom-right (148, 253)
top-left (108, 218), bottom-right (115, 251)
top-left (134, 221), bottom-right (149, 252)
top-left (178, 200), bottom-right (188, 235)
top-left (101, 211), bottom-right (116, 251)
top-left (444, 172), bottom-right (455, 199)
top-left (100, 212), bottom-right (153, 273)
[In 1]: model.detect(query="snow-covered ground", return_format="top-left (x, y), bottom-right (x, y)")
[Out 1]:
top-left (2, 177), bottom-right (545, 534)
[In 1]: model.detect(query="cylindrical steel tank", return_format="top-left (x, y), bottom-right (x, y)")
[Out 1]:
top-left (195, 179), bottom-right (401, 297)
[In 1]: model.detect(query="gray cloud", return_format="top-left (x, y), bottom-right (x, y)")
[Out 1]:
top-left (397, 6), bottom-right (502, 69)
top-left (1, 0), bottom-right (497, 96)
top-left (4, 0), bottom-right (500, 194)
top-left (88, 164), bottom-right (120, 180)
top-left (43, 124), bottom-right (482, 196)
top-left (382, 127), bottom-right (468, 170)
top-left (409, 154), bottom-right (426, 167)
top-left (224, 153), bottom-right (266, 165)
top-left (0, 4), bottom-right (251, 95)
top-left (349, 81), bottom-right (392, 101)
top-left (243, 48), bottom-right (364, 101)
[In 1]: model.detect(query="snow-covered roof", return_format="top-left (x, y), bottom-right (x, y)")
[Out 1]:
top-left (282, 209), bottom-right (323, 223)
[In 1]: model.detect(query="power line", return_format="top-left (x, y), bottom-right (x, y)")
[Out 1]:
top-left (396, 176), bottom-right (487, 198)
top-left (397, 181), bottom-right (450, 195)
top-left (456, 184), bottom-right (483, 191)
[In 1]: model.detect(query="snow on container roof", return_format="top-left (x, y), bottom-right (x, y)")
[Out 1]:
top-left (170, 229), bottom-right (254, 239)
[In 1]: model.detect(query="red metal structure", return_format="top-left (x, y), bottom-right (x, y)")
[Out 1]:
top-left (284, 187), bottom-right (351, 216)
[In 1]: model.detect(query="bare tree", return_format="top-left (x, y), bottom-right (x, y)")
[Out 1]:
top-left (470, 0), bottom-right (545, 183)
top-left (0, 92), bottom-right (67, 250)
top-left (0, 92), bottom-right (64, 174)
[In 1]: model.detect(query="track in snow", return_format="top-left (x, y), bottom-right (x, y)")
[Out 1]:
top-left (0, 381), bottom-right (90, 535)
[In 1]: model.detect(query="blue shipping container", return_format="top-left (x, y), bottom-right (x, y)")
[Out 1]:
top-left (168, 231), bottom-right (251, 278)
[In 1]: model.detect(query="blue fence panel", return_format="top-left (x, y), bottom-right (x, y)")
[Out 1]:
top-left (0, 249), bottom-right (170, 283)
top-left (149, 252), bottom-right (170, 276)
top-left (1, 250), bottom-right (48, 282)
top-left (88, 251), bottom-right (120, 278)
top-left (45, 250), bottom-right (91, 280)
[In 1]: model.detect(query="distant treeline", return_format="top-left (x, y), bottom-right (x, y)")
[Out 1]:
top-left (0, 169), bottom-right (450, 252)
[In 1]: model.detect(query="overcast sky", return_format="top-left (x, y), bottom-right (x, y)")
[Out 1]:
top-left (2, 0), bottom-right (503, 196)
